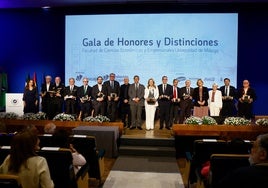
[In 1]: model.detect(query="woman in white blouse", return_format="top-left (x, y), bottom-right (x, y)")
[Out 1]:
top-left (144, 78), bottom-right (159, 130)
top-left (208, 83), bottom-right (223, 116)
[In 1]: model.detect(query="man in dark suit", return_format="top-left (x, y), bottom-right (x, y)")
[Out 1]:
top-left (237, 79), bottom-right (257, 120)
top-left (41, 75), bottom-right (54, 117)
top-left (91, 76), bottom-right (107, 117)
top-left (219, 78), bottom-right (237, 117)
top-left (120, 77), bottom-right (131, 127)
top-left (179, 80), bottom-right (194, 124)
top-left (49, 76), bottom-right (65, 119)
top-left (77, 77), bottom-right (92, 120)
top-left (103, 73), bottom-right (120, 122)
top-left (158, 76), bottom-right (173, 130)
top-left (64, 77), bottom-right (78, 115)
top-left (169, 79), bottom-right (180, 127)
top-left (128, 75), bottom-right (145, 130)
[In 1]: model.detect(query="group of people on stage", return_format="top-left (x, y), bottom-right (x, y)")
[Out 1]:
top-left (23, 73), bottom-right (257, 129)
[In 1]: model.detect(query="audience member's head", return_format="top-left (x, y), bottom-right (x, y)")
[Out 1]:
top-left (44, 123), bottom-right (57, 134)
top-left (24, 124), bottom-right (39, 135)
top-left (249, 133), bottom-right (268, 165)
top-left (8, 130), bottom-right (40, 173)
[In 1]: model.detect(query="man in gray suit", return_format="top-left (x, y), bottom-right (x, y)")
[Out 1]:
top-left (128, 75), bottom-right (145, 130)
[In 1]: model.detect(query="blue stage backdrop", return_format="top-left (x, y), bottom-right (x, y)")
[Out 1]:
top-left (0, 4), bottom-right (268, 115)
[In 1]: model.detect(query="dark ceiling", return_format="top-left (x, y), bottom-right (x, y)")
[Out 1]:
top-left (1, 0), bottom-right (268, 9)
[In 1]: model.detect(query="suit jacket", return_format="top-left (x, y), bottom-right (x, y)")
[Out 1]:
top-left (91, 84), bottom-right (107, 100)
top-left (171, 86), bottom-right (180, 100)
top-left (220, 85), bottom-right (236, 99)
top-left (128, 83), bottom-right (145, 106)
top-left (208, 90), bottom-right (223, 108)
top-left (157, 84), bottom-right (173, 105)
top-left (179, 87), bottom-right (194, 99)
top-left (120, 84), bottom-right (130, 102)
top-left (51, 83), bottom-right (65, 98)
top-left (144, 86), bottom-right (159, 107)
top-left (64, 85), bottom-right (78, 98)
top-left (237, 87), bottom-right (257, 102)
top-left (103, 80), bottom-right (120, 98)
top-left (41, 83), bottom-right (54, 98)
top-left (77, 85), bottom-right (92, 99)
top-left (193, 86), bottom-right (209, 106)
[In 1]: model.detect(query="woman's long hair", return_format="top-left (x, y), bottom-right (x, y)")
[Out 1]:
top-left (8, 131), bottom-right (38, 173)
top-left (147, 78), bottom-right (156, 89)
top-left (25, 79), bottom-right (36, 90)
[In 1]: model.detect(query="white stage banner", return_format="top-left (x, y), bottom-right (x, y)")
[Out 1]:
top-left (5, 93), bottom-right (24, 116)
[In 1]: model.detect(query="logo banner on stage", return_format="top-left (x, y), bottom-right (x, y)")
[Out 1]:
top-left (5, 93), bottom-right (24, 116)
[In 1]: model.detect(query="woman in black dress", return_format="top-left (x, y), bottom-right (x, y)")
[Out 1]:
top-left (23, 79), bottom-right (38, 113)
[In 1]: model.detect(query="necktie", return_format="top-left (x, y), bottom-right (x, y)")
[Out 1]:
top-left (187, 88), bottom-right (189, 94)
top-left (163, 84), bottom-right (166, 93)
top-left (212, 91), bottom-right (215, 102)
top-left (70, 86), bottom-right (73, 92)
top-left (111, 81), bottom-right (114, 89)
top-left (84, 86), bottom-right (87, 94)
top-left (135, 84), bottom-right (138, 97)
top-left (173, 87), bottom-right (177, 98)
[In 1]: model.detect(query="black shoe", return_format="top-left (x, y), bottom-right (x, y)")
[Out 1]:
top-left (137, 127), bottom-right (142, 130)
top-left (159, 127), bottom-right (163, 130)
top-left (165, 127), bottom-right (171, 130)
top-left (129, 126), bottom-right (135, 130)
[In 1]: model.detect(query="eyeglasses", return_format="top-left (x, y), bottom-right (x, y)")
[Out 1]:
top-left (83, 81), bottom-right (88, 82)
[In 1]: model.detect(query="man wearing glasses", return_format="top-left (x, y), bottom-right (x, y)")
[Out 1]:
top-left (77, 77), bottom-right (92, 120)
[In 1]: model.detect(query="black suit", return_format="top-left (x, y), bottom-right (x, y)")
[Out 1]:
top-left (41, 83), bottom-right (53, 114)
top-left (49, 83), bottom-right (65, 119)
top-left (157, 84), bottom-right (173, 129)
top-left (91, 84), bottom-right (107, 116)
top-left (77, 85), bottom-right (92, 118)
top-left (120, 84), bottom-right (131, 127)
top-left (237, 87), bottom-right (257, 119)
top-left (169, 86), bottom-right (180, 126)
top-left (179, 86), bottom-right (194, 123)
top-left (103, 80), bottom-right (120, 122)
top-left (219, 85), bottom-right (237, 117)
top-left (64, 85), bottom-right (78, 115)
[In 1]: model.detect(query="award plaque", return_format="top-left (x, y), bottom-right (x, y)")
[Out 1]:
top-left (97, 92), bottom-right (104, 98)
top-left (147, 98), bottom-right (156, 105)
top-left (81, 95), bottom-right (89, 102)
top-left (110, 93), bottom-right (117, 100)
top-left (243, 95), bottom-right (250, 103)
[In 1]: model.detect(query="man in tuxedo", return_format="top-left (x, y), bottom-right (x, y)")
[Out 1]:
top-left (103, 73), bottom-right (120, 122)
top-left (41, 75), bottom-right (53, 116)
top-left (169, 79), bottom-right (180, 127)
top-left (91, 76), bottom-right (107, 116)
top-left (158, 76), bottom-right (173, 130)
top-left (179, 80), bottom-right (194, 124)
top-left (219, 78), bottom-right (237, 117)
top-left (77, 77), bottom-right (92, 120)
top-left (64, 77), bottom-right (78, 115)
top-left (120, 77), bottom-right (131, 127)
top-left (128, 75), bottom-right (145, 130)
top-left (49, 76), bottom-right (65, 119)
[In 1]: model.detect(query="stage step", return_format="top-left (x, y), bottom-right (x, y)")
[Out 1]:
top-left (118, 136), bottom-right (176, 157)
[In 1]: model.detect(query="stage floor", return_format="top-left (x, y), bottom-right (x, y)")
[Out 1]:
top-left (122, 119), bottom-right (174, 139)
